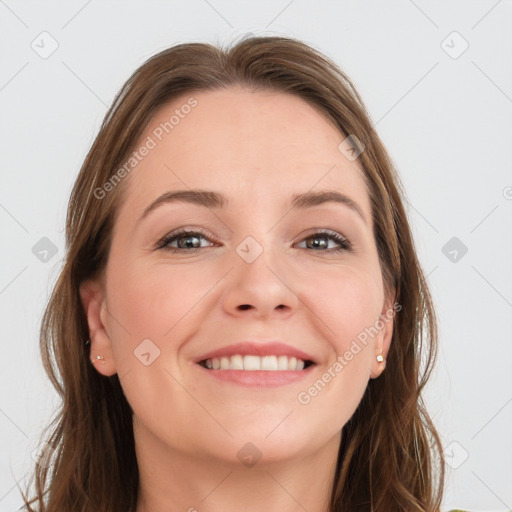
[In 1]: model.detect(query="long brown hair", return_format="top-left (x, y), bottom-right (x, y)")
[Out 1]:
top-left (22, 35), bottom-right (444, 511)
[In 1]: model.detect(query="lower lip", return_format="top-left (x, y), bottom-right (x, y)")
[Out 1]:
top-left (195, 363), bottom-right (316, 387)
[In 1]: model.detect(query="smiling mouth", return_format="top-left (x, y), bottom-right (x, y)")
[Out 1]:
top-left (198, 354), bottom-right (315, 371)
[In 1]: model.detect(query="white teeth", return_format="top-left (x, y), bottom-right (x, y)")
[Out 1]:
top-left (261, 355), bottom-right (277, 370)
top-left (277, 355), bottom-right (289, 370)
top-left (244, 355), bottom-right (261, 370)
top-left (201, 354), bottom-right (309, 371)
top-left (231, 354), bottom-right (244, 370)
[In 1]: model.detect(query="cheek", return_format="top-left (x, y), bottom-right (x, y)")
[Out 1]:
top-left (103, 260), bottom-right (216, 426)
top-left (105, 258), bottom-right (219, 361)
top-left (294, 266), bottom-right (382, 423)
top-left (299, 264), bottom-right (383, 352)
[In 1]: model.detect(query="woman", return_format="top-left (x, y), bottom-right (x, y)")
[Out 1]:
top-left (23, 35), bottom-right (446, 511)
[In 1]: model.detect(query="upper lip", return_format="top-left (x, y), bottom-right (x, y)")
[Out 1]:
top-left (194, 341), bottom-right (317, 364)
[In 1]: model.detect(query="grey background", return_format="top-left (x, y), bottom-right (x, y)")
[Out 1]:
top-left (1, 1), bottom-right (511, 510)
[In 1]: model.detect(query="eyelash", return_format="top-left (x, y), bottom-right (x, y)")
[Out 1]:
top-left (156, 228), bottom-right (352, 254)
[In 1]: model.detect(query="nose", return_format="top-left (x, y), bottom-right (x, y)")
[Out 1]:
top-left (221, 239), bottom-right (300, 320)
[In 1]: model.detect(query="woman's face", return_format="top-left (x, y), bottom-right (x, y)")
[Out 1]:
top-left (83, 86), bottom-right (394, 465)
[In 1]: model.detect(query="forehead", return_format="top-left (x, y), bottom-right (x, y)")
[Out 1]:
top-left (120, 87), bottom-right (371, 221)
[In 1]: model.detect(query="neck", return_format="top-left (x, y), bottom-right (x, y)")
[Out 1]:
top-left (134, 423), bottom-right (340, 512)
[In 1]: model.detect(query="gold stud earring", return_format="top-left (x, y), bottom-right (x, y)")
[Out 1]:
top-left (376, 354), bottom-right (384, 363)
top-left (91, 355), bottom-right (105, 365)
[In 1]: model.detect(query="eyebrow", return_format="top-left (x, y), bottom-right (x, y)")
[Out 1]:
top-left (139, 189), bottom-right (367, 224)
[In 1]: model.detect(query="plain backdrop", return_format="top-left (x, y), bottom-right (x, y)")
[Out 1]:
top-left (1, 1), bottom-right (511, 510)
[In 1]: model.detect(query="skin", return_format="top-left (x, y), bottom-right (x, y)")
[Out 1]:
top-left (81, 86), bottom-right (395, 512)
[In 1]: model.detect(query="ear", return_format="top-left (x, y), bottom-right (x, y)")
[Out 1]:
top-left (369, 288), bottom-right (397, 379)
top-left (79, 279), bottom-right (118, 377)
